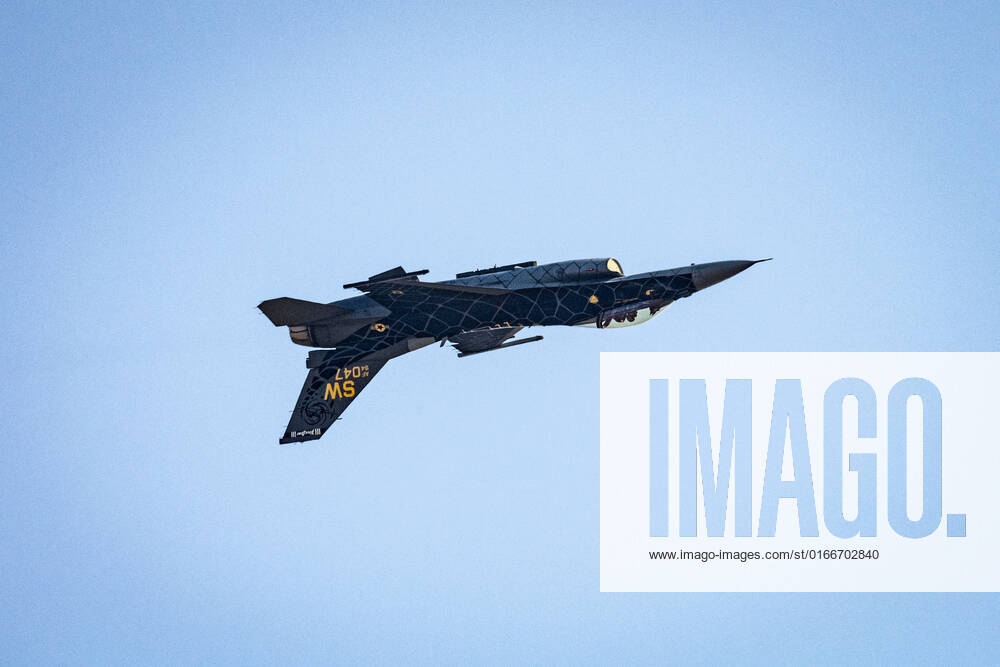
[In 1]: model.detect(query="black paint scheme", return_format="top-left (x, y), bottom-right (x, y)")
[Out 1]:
top-left (259, 257), bottom-right (766, 444)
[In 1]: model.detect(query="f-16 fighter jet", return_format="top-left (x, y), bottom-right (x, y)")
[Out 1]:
top-left (259, 257), bottom-right (769, 444)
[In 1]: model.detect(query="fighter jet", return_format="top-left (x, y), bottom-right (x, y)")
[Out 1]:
top-left (259, 257), bottom-right (769, 444)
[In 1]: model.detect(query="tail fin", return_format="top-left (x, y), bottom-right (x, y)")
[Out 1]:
top-left (280, 350), bottom-right (390, 444)
top-left (258, 297), bottom-right (349, 326)
top-left (278, 337), bottom-right (435, 444)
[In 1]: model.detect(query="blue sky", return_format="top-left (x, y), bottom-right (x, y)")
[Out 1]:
top-left (2, 2), bottom-right (998, 663)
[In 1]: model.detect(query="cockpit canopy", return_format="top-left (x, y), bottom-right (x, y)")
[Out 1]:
top-left (557, 258), bottom-right (624, 282)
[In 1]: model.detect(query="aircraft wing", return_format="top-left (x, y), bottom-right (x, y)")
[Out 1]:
top-left (362, 279), bottom-right (512, 296)
top-left (344, 266), bottom-right (510, 295)
top-left (448, 326), bottom-right (543, 357)
top-left (356, 279), bottom-right (515, 317)
top-left (449, 326), bottom-right (522, 354)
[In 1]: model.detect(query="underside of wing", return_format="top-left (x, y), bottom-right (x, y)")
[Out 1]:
top-left (448, 326), bottom-right (543, 357)
top-left (450, 326), bottom-right (522, 354)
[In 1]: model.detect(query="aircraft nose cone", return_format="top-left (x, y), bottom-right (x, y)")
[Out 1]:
top-left (691, 259), bottom-right (770, 290)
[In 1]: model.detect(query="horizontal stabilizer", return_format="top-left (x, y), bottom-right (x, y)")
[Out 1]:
top-left (258, 297), bottom-right (349, 327)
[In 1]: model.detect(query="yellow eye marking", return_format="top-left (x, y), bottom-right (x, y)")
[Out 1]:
top-left (373, 323), bottom-right (387, 333)
top-left (588, 295), bottom-right (599, 304)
